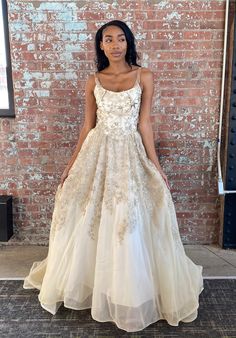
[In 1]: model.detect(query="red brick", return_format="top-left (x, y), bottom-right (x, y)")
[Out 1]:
top-left (1, 0), bottom-right (223, 245)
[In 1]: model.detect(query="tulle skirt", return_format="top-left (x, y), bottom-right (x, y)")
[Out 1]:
top-left (23, 125), bottom-right (204, 332)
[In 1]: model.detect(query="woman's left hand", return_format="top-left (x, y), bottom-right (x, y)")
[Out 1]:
top-left (160, 171), bottom-right (170, 190)
top-left (155, 165), bottom-right (171, 190)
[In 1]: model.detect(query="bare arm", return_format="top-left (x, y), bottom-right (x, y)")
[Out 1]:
top-left (138, 68), bottom-right (170, 189)
top-left (62, 74), bottom-right (97, 175)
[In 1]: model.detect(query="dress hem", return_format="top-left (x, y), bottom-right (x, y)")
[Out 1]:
top-left (24, 282), bottom-right (205, 332)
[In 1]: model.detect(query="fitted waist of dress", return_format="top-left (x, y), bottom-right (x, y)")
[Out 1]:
top-left (95, 117), bottom-right (138, 139)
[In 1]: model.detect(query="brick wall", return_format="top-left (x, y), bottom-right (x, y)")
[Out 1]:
top-left (0, 0), bottom-right (224, 244)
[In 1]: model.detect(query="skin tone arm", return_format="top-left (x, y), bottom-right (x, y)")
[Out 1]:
top-left (138, 68), bottom-right (170, 190)
top-left (60, 75), bottom-right (97, 187)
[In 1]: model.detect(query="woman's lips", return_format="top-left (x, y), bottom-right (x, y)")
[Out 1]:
top-left (111, 53), bottom-right (122, 56)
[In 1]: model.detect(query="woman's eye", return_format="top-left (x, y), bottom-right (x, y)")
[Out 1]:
top-left (104, 39), bottom-right (125, 43)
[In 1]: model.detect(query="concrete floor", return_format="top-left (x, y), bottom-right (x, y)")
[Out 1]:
top-left (0, 244), bottom-right (235, 280)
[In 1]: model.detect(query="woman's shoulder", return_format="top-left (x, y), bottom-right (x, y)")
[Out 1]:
top-left (139, 66), bottom-right (153, 75)
top-left (139, 66), bottom-right (154, 84)
top-left (87, 72), bottom-right (97, 81)
top-left (85, 72), bottom-right (98, 92)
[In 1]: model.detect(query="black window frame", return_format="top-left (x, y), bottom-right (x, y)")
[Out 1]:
top-left (0, 0), bottom-right (15, 117)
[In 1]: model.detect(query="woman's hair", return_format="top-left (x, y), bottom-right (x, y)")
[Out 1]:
top-left (94, 20), bottom-right (141, 71)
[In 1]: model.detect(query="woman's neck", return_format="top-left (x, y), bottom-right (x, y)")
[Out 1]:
top-left (104, 61), bottom-right (132, 75)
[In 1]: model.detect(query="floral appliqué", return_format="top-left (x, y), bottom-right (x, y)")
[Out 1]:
top-left (50, 70), bottom-right (172, 245)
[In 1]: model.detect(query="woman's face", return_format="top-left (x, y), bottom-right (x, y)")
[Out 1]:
top-left (100, 25), bottom-right (127, 62)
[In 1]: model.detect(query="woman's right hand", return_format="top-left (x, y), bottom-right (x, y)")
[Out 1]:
top-left (60, 168), bottom-right (70, 188)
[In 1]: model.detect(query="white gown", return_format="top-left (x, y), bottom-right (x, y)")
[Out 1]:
top-left (23, 67), bottom-right (204, 332)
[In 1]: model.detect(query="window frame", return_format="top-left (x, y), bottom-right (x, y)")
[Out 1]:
top-left (0, 0), bottom-right (15, 117)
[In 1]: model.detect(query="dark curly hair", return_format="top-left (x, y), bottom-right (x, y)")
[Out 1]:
top-left (94, 20), bottom-right (141, 71)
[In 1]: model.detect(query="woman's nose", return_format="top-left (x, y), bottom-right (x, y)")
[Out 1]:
top-left (111, 41), bottom-right (120, 49)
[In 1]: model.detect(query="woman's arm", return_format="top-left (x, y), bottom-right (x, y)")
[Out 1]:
top-left (138, 68), bottom-right (170, 189)
top-left (60, 75), bottom-right (97, 186)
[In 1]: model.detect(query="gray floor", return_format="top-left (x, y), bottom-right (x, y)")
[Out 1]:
top-left (0, 244), bottom-right (236, 279)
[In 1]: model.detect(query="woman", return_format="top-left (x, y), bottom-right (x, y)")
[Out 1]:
top-left (23, 20), bottom-right (204, 332)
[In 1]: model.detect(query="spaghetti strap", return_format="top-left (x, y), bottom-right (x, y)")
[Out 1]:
top-left (94, 72), bottom-right (99, 85)
top-left (136, 66), bottom-right (142, 84)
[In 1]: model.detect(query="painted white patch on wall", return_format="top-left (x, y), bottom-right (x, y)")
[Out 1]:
top-left (164, 11), bottom-right (182, 21)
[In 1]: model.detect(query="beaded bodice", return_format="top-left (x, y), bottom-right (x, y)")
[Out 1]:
top-left (93, 68), bottom-right (142, 139)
